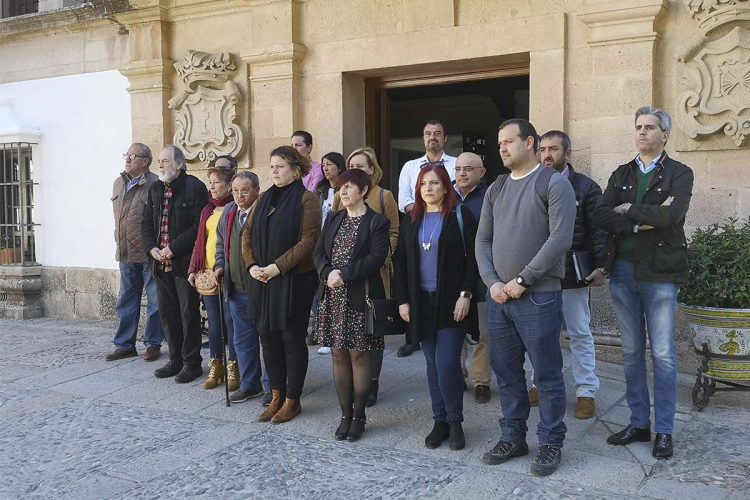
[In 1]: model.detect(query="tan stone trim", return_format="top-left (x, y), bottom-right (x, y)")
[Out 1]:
top-left (119, 58), bottom-right (174, 94)
top-left (0, 5), bottom-right (118, 41)
top-left (578, 0), bottom-right (667, 47)
top-left (241, 43), bottom-right (307, 67)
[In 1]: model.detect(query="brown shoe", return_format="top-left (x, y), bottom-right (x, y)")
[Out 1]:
top-left (474, 384), bottom-right (491, 404)
top-left (143, 346), bottom-right (161, 362)
top-left (575, 397), bottom-right (595, 419)
top-left (528, 387), bottom-right (539, 407)
top-left (258, 389), bottom-right (284, 422)
top-left (105, 348), bottom-right (138, 361)
top-left (271, 398), bottom-right (301, 424)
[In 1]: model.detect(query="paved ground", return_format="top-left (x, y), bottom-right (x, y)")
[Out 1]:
top-left (1, 318), bottom-right (749, 499)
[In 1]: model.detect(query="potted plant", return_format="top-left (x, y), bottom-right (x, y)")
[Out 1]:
top-left (678, 218), bottom-right (750, 409)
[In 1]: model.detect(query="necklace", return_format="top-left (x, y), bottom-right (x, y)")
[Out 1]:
top-left (420, 214), bottom-right (442, 251)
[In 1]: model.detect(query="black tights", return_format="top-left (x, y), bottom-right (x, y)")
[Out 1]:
top-left (332, 349), bottom-right (372, 419)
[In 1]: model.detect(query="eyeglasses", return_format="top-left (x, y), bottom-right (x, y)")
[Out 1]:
top-left (123, 153), bottom-right (149, 161)
top-left (232, 189), bottom-right (253, 196)
top-left (454, 166), bottom-right (476, 173)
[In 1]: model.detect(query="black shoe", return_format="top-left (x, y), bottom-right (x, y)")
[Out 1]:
top-left (335, 416), bottom-right (352, 441)
top-left (366, 379), bottom-right (379, 407)
top-left (652, 433), bottom-right (673, 459)
top-left (424, 421), bottom-right (450, 449)
top-left (474, 385), bottom-right (491, 404)
top-left (530, 445), bottom-right (562, 476)
top-left (261, 391), bottom-right (273, 406)
top-left (154, 360), bottom-right (183, 378)
top-left (174, 365), bottom-right (203, 384)
top-left (397, 342), bottom-right (419, 357)
top-left (482, 440), bottom-right (529, 465)
top-left (347, 417), bottom-right (366, 442)
top-left (229, 388), bottom-right (264, 403)
top-left (448, 422), bottom-right (465, 451)
top-left (607, 425), bottom-right (651, 446)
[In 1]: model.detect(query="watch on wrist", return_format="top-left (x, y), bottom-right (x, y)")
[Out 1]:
top-left (459, 291), bottom-right (473, 299)
top-left (515, 276), bottom-right (529, 288)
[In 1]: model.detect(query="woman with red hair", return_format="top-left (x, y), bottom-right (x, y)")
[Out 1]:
top-left (393, 162), bottom-right (479, 451)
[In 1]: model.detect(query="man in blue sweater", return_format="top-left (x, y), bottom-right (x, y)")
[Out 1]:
top-left (476, 119), bottom-right (576, 476)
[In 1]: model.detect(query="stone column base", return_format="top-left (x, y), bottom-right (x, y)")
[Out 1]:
top-left (0, 265), bottom-right (43, 319)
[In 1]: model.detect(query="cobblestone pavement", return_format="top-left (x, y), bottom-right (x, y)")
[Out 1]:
top-left (1, 318), bottom-right (749, 499)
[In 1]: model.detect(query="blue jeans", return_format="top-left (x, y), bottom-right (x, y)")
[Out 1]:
top-left (486, 291), bottom-right (567, 447)
top-left (229, 290), bottom-right (269, 393)
top-left (609, 260), bottom-right (678, 434)
top-left (562, 287), bottom-right (600, 398)
top-left (420, 291), bottom-right (465, 423)
top-left (113, 262), bottom-right (164, 350)
top-left (203, 294), bottom-right (236, 360)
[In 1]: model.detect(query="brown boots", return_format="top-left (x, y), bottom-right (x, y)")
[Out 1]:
top-left (226, 360), bottom-right (240, 392)
top-left (201, 359), bottom-right (224, 389)
top-left (257, 389), bottom-right (301, 423)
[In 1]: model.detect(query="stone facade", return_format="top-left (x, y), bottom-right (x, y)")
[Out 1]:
top-left (1, 0), bottom-right (749, 371)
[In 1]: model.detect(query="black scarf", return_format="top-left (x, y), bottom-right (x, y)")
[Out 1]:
top-left (248, 180), bottom-right (305, 331)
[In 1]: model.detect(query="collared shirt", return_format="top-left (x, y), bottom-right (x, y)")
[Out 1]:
top-left (560, 164), bottom-right (571, 179)
top-left (126, 173), bottom-right (144, 192)
top-left (397, 152), bottom-right (456, 212)
top-left (158, 184), bottom-right (173, 272)
top-left (635, 154), bottom-right (661, 174)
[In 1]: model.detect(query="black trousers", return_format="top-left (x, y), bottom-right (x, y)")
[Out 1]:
top-left (155, 269), bottom-right (202, 369)
top-left (258, 271), bottom-right (316, 400)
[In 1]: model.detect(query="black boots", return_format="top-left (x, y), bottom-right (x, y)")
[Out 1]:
top-left (425, 421), bottom-right (450, 449)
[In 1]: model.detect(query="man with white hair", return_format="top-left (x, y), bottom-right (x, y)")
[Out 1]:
top-left (142, 145), bottom-right (208, 383)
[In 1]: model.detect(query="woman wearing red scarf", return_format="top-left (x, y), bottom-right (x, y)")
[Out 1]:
top-left (188, 162), bottom-right (236, 390)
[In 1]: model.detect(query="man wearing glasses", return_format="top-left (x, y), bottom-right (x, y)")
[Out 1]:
top-left (106, 143), bottom-right (165, 362)
top-left (453, 152), bottom-right (492, 404)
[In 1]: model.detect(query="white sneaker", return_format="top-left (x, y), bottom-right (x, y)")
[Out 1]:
top-left (317, 346), bottom-right (331, 355)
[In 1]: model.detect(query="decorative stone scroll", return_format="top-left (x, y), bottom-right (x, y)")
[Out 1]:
top-left (675, 27), bottom-right (750, 147)
top-left (689, 0), bottom-right (750, 34)
top-left (168, 50), bottom-right (244, 163)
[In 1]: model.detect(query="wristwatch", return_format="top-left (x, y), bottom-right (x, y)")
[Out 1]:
top-left (515, 276), bottom-right (529, 288)
top-left (459, 291), bottom-right (473, 299)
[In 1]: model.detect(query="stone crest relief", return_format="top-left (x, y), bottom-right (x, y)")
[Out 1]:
top-left (676, 27), bottom-right (750, 147)
top-left (168, 50), bottom-right (244, 162)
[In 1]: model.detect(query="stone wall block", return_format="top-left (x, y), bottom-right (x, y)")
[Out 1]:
top-left (66, 267), bottom-right (118, 295)
top-left (685, 188), bottom-right (741, 229)
top-left (589, 116), bottom-right (635, 155)
top-left (403, 0), bottom-right (455, 32)
top-left (42, 292), bottom-right (77, 320)
top-left (74, 292), bottom-right (104, 320)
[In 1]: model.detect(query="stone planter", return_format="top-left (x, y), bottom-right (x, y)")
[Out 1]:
top-left (679, 303), bottom-right (750, 409)
top-left (0, 265), bottom-right (43, 319)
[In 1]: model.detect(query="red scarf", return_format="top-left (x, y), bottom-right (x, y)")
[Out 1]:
top-left (192, 192), bottom-right (233, 272)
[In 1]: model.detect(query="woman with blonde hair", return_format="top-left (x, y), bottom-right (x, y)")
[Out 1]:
top-left (332, 146), bottom-right (399, 406)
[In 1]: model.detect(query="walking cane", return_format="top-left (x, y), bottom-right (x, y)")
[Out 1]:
top-left (217, 280), bottom-right (231, 407)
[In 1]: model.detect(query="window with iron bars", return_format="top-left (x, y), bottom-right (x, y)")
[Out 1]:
top-left (1, 0), bottom-right (39, 18)
top-left (1, 142), bottom-right (37, 265)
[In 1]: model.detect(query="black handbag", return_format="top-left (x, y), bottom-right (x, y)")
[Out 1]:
top-left (365, 280), bottom-right (406, 336)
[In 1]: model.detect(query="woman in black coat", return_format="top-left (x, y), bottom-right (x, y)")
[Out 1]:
top-left (393, 162), bottom-right (479, 451)
top-left (314, 168), bottom-right (390, 442)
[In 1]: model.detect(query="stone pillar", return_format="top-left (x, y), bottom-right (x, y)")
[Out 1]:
top-left (115, 9), bottom-right (174, 159)
top-left (578, 0), bottom-right (667, 355)
top-left (0, 266), bottom-right (42, 319)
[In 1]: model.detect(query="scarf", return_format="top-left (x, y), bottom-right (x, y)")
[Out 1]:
top-left (248, 180), bottom-right (305, 331)
top-left (192, 192), bottom-right (233, 272)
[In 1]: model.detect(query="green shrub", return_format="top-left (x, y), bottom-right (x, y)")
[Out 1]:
top-left (678, 218), bottom-right (750, 309)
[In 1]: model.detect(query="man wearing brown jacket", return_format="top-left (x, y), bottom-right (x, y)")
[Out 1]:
top-left (106, 143), bottom-right (165, 362)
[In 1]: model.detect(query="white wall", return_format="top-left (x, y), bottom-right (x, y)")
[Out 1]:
top-left (0, 70), bottom-right (131, 270)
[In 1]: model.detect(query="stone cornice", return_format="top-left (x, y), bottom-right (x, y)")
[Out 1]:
top-left (119, 58), bottom-right (174, 94)
top-left (578, 0), bottom-right (667, 47)
top-left (241, 43), bottom-right (307, 67)
top-left (0, 3), bottom-right (125, 41)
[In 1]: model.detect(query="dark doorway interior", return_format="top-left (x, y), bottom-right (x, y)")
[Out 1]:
top-left (375, 76), bottom-right (529, 195)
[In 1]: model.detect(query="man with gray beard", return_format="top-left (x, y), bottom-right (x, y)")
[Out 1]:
top-left (142, 145), bottom-right (208, 383)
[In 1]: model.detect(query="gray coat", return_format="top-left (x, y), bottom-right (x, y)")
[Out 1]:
top-left (214, 200), bottom-right (255, 299)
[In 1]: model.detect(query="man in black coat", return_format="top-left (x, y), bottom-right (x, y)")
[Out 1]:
top-left (142, 145), bottom-right (208, 383)
top-left (535, 131), bottom-right (608, 420)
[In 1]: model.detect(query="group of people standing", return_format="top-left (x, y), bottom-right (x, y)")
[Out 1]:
top-left (107, 105), bottom-right (693, 477)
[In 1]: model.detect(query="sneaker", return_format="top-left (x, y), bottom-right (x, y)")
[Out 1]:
top-left (105, 348), bottom-right (138, 361)
top-left (528, 386), bottom-right (539, 407)
top-left (174, 365), bottom-right (203, 384)
top-left (229, 388), bottom-right (264, 403)
top-left (261, 391), bottom-right (273, 406)
top-left (154, 360), bottom-right (183, 378)
top-left (530, 445), bottom-right (562, 476)
top-left (397, 342), bottom-right (419, 357)
top-left (317, 346), bottom-right (331, 355)
top-left (482, 440), bottom-right (529, 465)
top-left (575, 397), bottom-right (595, 419)
top-left (143, 346), bottom-right (161, 362)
